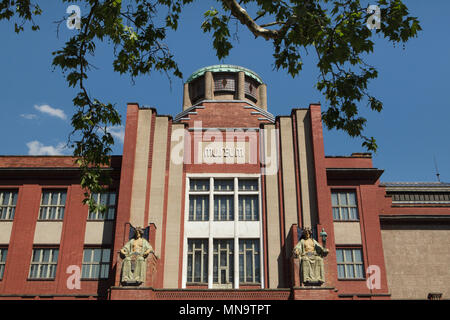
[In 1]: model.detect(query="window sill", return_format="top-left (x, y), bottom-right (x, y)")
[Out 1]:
top-left (333, 220), bottom-right (360, 222)
top-left (81, 278), bottom-right (110, 281)
top-left (36, 219), bottom-right (64, 222)
top-left (337, 278), bottom-right (366, 281)
top-left (0, 219), bottom-right (14, 222)
top-left (27, 278), bottom-right (56, 281)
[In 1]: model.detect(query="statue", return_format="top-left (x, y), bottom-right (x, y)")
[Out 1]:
top-left (120, 227), bottom-right (154, 285)
top-left (293, 227), bottom-right (329, 285)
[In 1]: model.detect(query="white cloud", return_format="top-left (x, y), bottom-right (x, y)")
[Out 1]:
top-left (26, 140), bottom-right (68, 156)
top-left (34, 104), bottom-right (67, 120)
top-left (20, 113), bottom-right (38, 120)
top-left (107, 126), bottom-right (125, 144)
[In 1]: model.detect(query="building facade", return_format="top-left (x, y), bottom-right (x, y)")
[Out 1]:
top-left (0, 65), bottom-right (449, 300)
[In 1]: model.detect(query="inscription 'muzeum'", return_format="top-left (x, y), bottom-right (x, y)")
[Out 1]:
top-left (204, 147), bottom-right (244, 158)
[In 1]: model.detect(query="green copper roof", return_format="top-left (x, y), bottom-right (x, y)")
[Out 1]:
top-left (186, 65), bottom-right (264, 84)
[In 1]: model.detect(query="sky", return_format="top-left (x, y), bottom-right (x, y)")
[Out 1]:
top-left (0, 1), bottom-right (449, 183)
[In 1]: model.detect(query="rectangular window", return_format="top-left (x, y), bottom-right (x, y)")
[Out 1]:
top-left (0, 248), bottom-right (7, 280)
top-left (238, 195), bottom-right (259, 221)
top-left (88, 192), bottom-right (117, 220)
top-left (39, 190), bottom-right (67, 220)
top-left (214, 195), bottom-right (234, 221)
top-left (213, 239), bottom-right (234, 286)
top-left (336, 248), bottom-right (364, 279)
top-left (239, 240), bottom-right (260, 283)
top-left (29, 248), bottom-right (59, 279)
top-left (214, 179), bottom-right (234, 191)
top-left (238, 179), bottom-right (258, 191)
top-left (187, 239), bottom-right (208, 284)
top-left (0, 191), bottom-right (18, 220)
top-left (189, 195), bottom-right (209, 221)
top-left (190, 179), bottom-right (210, 192)
top-left (81, 248), bottom-right (111, 279)
top-left (332, 191), bottom-right (359, 221)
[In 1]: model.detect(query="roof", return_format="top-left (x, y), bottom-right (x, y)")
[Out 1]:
top-left (186, 65), bottom-right (264, 84)
top-left (381, 182), bottom-right (450, 187)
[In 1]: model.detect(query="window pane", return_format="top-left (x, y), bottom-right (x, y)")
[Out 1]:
top-left (345, 265), bottom-right (355, 278)
top-left (339, 193), bottom-right (348, 205)
top-left (350, 207), bottom-right (358, 220)
top-left (341, 207), bottom-right (349, 220)
top-left (354, 249), bottom-right (362, 263)
top-left (60, 192), bottom-right (67, 205)
top-left (238, 179), bottom-right (258, 191)
top-left (42, 249), bottom-right (51, 262)
top-left (51, 193), bottom-right (59, 205)
top-left (338, 265), bottom-right (345, 278)
top-left (52, 249), bottom-right (59, 263)
top-left (214, 179), bottom-right (234, 191)
top-left (91, 264), bottom-right (100, 278)
top-left (100, 264), bottom-right (109, 278)
top-left (108, 193), bottom-right (116, 206)
top-left (83, 249), bottom-right (92, 262)
top-left (214, 196), bottom-right (233, 221)
top-left (355, 264), bottom-right (364, 278)
top-left (42, 192), bottom-right (50, 205)
top-left (331, 193), bottom-right (339, 206)
top-left (336, 249), bottom-right (344, 263)
top-left (93, 249), bottom-right (102, 262)
top-left (344, 249), bottom-right (353, 262)
top-left (190, 179), bottom-right (209, 191)
top-left (81, 265), bottom-right (90, 278)
top-left (102, 249), bottom-right (111, 262)
top-left (332, 208), bottom-right (339, 220)
top-left (348, 192), bottom-right (356, 206)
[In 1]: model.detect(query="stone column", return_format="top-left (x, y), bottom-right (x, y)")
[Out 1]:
top-left (258, 84), bottom-right (268, 110)
top-left (237, 71), bottom-right (245, 100)
top-left (205, 71), bottom-right (214, 100)
top-left (183, 83), bottom-right (191, 110)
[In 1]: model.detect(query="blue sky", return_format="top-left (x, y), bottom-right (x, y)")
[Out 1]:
top-left (0, 1), bottom-right (449, 182)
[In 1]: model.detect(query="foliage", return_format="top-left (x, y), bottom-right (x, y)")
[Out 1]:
top-left (0, 0), bottom-right (421, 209)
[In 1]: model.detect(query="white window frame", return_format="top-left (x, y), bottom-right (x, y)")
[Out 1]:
top-left (332, 190), bottom-right (359, 221)
top-left (29, 248), bottom-right (59, 279)
top-left (186, 239), bottom-right (209, 284)
top-left (0, 190), bottom-right (18, 220)
top-left (239, 239), bottom-right (261, 284)
top-left (81, 247), bottom-right (111, 279)
top-left (182, 174), bottom-right (264, 289)
top-left (336, 248), bottom-right (365, 279)
top-left (39, 190), bottom-right (67, 220)
top-left (88, 192), bottom-right (117, 220)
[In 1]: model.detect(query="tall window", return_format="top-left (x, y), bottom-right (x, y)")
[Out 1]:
top-left (0, 191), bottom-right (18, 220)
top-left (186, 239), bottom-right (208, 284)
top-left (39, 190), bottom-right (67, 220)
top-left (184, 176), bottom-right (263, 289)
top-left (336, 248), bottom-right (364, 279)
top-left (238, 180), bottom-right (259, 221)
top-left (332, 191), bottom-right (359, 221)
top-left (82, 248), bottom-right (111, 279)
top-left (189, 179), bottom-right (210, 221)
top-left (213, 239), bottom-right (234, 286)
top-left (0, 248), bottom-right (7, 280)
top-left (88, 192), bottom-right (116, 220)
top-left (239, 239), bottom-right (260, 283)
top-left (29, 248), bottom-right (59, 279)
